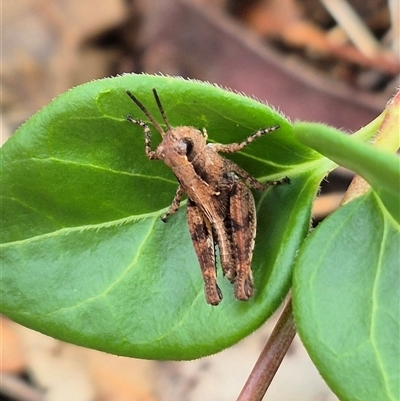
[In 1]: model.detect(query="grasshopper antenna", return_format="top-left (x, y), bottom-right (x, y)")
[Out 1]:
top-left (152, 88), bottom-right (172, 132)
top-left (126, 90), bottom-right (166, 137)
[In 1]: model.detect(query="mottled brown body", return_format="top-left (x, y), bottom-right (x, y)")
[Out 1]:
top-left (126, 89), bottom-right (288, 305)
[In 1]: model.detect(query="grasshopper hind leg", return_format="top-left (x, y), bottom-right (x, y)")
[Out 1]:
top-left (229, 179), bottom-right (257, 301)
top-left (187, 200), bottom-right (223, 306)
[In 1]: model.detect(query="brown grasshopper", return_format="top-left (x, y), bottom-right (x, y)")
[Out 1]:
top-left (126, 89), bottom-right (289, 305)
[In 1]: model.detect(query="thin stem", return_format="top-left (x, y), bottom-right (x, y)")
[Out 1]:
top-left (236, 296), bottom-right (296, 401)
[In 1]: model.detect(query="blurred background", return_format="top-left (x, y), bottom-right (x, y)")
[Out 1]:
top-left (2, 1), bottom-right (399, 400)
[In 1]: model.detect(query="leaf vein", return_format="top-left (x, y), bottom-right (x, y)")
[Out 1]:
top-left (29, 156), bottom-right (176, 184)
top-left (42, 217), bottom-right (159, 317)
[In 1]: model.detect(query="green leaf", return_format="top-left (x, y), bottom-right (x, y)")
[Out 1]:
top-left (1, 74), bottom-right (324, 359)
top-left (293, 122), bottom-right (400, 223)
top-left (293, 191), bottom-right (400, 401)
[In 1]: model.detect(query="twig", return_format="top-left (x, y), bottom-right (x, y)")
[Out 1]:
top-left (319, 0), bottom-right (381, 58)
top-left (0, 373), bottom-right (44, 401)
top-left (236, 296), bottom-right (296, 401)
top-left (388, 0), bottom-right (400, 56)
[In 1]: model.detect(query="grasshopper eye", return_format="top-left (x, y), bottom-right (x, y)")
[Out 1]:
top-left (183, 138), bottom-right (193, 156)
top-left (175, 138), bottom-right (193, 156)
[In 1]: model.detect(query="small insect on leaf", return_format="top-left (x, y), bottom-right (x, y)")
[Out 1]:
top-left (126, 88), bottom-right (289, 305)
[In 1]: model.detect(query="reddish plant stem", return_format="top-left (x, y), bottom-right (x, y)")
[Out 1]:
top-left (236, 297), bottom-right (296, 401)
